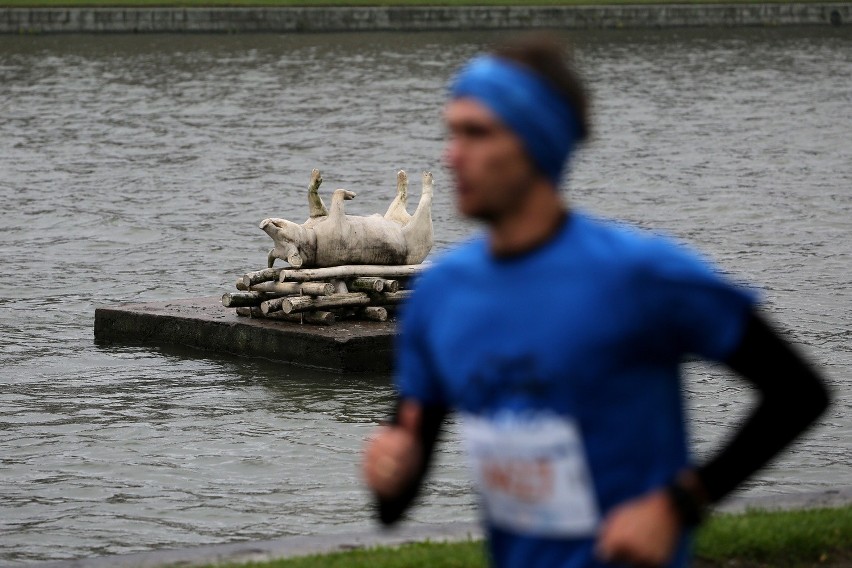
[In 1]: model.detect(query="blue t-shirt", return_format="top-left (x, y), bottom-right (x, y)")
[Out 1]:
top-left (395, 211), bottom-right (757, 568)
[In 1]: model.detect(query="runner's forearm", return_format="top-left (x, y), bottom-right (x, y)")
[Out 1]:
top-left (376, 401), bottom-right (447, 524)
top-left (696, 311), bottom-right (830, 503)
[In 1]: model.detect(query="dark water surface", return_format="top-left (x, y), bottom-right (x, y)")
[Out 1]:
top-left (1, 27), bottom-right (850, 564)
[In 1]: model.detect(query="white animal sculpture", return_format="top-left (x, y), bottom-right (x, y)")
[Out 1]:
top-left (260, 169), bottom-right (433, 268)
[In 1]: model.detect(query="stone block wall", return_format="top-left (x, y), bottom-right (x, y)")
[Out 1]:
top-left (0, 4), bottom-right (848, 34)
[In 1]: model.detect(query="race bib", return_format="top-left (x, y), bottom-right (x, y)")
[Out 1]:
top-left (461, 412), bottom-right (600, 537)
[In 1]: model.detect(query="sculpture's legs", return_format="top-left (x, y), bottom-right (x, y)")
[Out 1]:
top-left (402, 171), bottom-right (434, 264)
top-left (385, 169), bottom-right (411, 225)
top-left (307, 168), bottom-right (328, 218)
top-left (411, 171), bottom-right (433, 217)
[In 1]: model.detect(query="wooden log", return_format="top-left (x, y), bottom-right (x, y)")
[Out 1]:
top-left (260, 297), bottom-right (287, 315)
top-left (349, 277), bottom-right (384, 293)
top-left (256, 286), bottom-right (362, 315)
top-left (236, 278), bottom-right (248, 291)
top-left (299, 282), bottom-right (337, 296)
top-left (236, 306), bottom-right (335, 325)
top-left (279, 264), bottom-right (427, 283)
top-left (333, 306), bottom-right (390, 322)
top-left (381, 279), bottom-right (400, 293)
top-left (280, 290), bottom-right (411, 314)
top-left (251, 281), bottom-right (335, 296)
top-left (242, 267), bottom-right (285, 288)
top-left (281, 292), bottom-right (371, 314)
top-left (222, 291), bottom-right (288, 308)
top-left (369, 290), bottom-right (411, 305)
top-left (360, 306), bottom-right (388, 322)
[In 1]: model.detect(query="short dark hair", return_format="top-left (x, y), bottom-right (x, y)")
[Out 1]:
top-left (492, 33), bottom-right (591, 142)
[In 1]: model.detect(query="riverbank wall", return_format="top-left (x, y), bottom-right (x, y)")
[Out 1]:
top-left (2, 3), bottom-right (848, 34)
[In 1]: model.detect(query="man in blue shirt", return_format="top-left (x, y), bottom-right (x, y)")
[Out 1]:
top-left (362, 35), bottom-right (829, 568)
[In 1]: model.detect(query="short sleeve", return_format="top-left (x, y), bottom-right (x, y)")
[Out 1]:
top-left (640, 239), bottom-right (759, 362)
top-left (394, 274), bottom-right (446, 405)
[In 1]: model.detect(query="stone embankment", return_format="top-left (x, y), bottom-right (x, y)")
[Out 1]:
top-left (1, 3), bottom-right (848, 34)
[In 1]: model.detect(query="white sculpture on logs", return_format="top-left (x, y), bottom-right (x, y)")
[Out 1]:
top-left (221, 169), bottom-right (433, 325)
top-left (260, 168), bottom-right (433, 268)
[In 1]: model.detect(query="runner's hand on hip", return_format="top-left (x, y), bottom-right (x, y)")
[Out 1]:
top-left (362, 401), bottom-right (424, 499)
top-left (595, 489), bottom-right (681, 567)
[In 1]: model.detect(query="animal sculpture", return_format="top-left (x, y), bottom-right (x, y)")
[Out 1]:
top-left (260, 169), bottom-right (433, 268)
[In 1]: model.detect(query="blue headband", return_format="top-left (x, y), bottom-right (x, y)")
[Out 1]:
top-left (449, 55), bottom-right (582, 185)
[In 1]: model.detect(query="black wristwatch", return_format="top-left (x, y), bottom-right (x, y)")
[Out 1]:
top-left (665, 481), bottom-right (707, 527)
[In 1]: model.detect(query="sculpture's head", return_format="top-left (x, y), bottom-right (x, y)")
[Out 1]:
top-left (259, 218), bottom-right (313, 268)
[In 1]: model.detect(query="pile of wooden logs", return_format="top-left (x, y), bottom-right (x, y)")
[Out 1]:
top-left (222, 264), bottom-right (427, 325)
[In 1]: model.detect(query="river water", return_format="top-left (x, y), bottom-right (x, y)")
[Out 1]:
top-left (0, 27), bottom-right (850, 564)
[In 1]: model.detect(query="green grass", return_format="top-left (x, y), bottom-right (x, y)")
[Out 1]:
top-left (206, 506), bottom-right (851, 568)
top-left (245, 540), bottom-right (489, 568)
top-left (695, 507), bottom-right (852, 566)
top-left (2, 0), bottom-right (835, 7)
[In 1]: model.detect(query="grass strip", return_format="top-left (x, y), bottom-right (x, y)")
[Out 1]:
top-left (695, 506), bottom-right (852, 566)
top-left (1, 0), bottom-right (838, 7)
top-left (243, 539), bottom-right (488, 568)
top-left (207, 506), bottom-right (851, 568)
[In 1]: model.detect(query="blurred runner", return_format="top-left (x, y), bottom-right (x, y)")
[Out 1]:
top-left (363, 34), bottom-right (829, 568)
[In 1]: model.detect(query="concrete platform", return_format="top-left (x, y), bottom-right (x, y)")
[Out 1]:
top-left (94, 296), bottom-right (396, 373)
